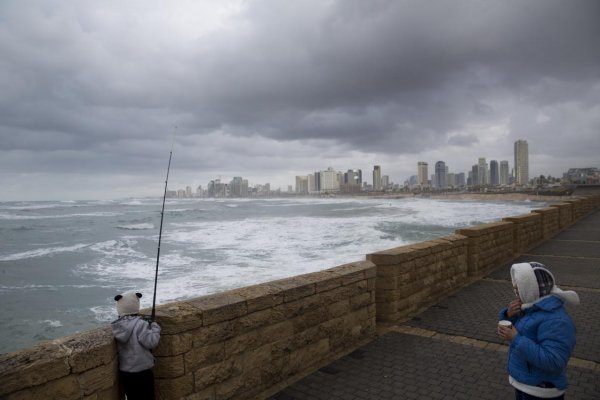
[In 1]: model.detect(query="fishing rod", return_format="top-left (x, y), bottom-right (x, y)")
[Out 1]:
top-left (150, 129), bottom-right (176, 323)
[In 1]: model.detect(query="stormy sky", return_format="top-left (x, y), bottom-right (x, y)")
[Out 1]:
top-left (1, 0), bottom-right (599, 201)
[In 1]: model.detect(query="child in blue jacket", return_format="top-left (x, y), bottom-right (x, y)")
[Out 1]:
top-left (498, 262), bottom-right (579, 399)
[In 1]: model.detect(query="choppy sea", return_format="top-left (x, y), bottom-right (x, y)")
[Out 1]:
top-left (0, 197), bottom-right (542, 353)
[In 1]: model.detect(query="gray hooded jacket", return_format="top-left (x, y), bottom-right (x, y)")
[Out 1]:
top-left (112, 316), bottom-right (161, 373)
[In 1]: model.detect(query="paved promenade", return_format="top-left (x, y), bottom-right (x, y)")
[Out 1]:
top-left (271, 210), bottom-right (600, 400)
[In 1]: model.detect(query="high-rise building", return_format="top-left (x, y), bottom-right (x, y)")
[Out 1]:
top-left (447, 173), bottom-right (455, 187)
top-left (321, 167), bottom-right (340, 192)
top-left (478, 158), bottom-right (488, 185)
top-left (344, 169), bottom-right (362, 185)
top-left (417, 162), bottom-right (428, 187)
top-left (382, 175), bottom-right (389, 190)
top-left (500, 161), bottom-right (509, 185)
top-left (373, 165), bottom-right (382, 191)
top-left (308, 174), bottom-right (315, 193)
top-left (471, 165), bottom-right (479, 187)
top-left (514, 139), bottom-right (529, 185)
top-left (295, 176), bottom-right (308, 194)
top-left (313, 171), bottom-right (321, 193)
top-left (435, 161), bottom-right (446, 189)
top-left (456, 172), bottom-right (466, 187)
top-left (490, 160), bottom-right (499, 186)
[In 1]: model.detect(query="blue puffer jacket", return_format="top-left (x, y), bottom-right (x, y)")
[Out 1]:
top-left (499, 296), bottom-right (576, 390)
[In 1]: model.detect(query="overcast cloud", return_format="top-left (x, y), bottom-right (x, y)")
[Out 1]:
top-left (1, 0), bottom-right (599, 200)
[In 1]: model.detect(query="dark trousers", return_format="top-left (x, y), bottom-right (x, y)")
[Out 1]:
top-left (119, 369), bottom-right (155, 400)
top-left (515, 389), bottom-right (565, 400)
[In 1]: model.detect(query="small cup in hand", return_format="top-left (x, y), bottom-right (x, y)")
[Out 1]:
top-left (498, 320), bottom-right (512, 329)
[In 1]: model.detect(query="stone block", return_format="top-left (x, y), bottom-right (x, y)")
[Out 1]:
top-left (77, 359), bottom-right (118, 395)
top-left (154, 332), bottom-right (193, 357)
top-left (190, 321), bottom-right (235, 346)
top-left (230, 283), bottom-right (284, 313)
top-left (184, 342), bottom-right (225, 371)
top-left (154, 301), bottom-right (203, 335)
top-left (350, 292), bottom-right (373, 310)
top-left (4, 375), bottom-right (80, 400)
top-left (291, 307), bottom-right (329, 333)
top-left (59, 327), bottom-right (116, 374)
top-left (194, 358), bottom-right (242, 390)
top-left (154, 354), bottom-right (185, 379)
top-left (156, 373), bottom-right (194, 399)
top-left (184, 386), bottom-right (216, 400)
top-left (286, 338), bottom-right (329, 377)
top-left (187, 293), bottom-right (248, 325)
top-left (0, 341), bottom-right (70, 396)
top-left (268, 276), bottom-right (317, 303)
top-left (231, 307), bottom-right (286, 334)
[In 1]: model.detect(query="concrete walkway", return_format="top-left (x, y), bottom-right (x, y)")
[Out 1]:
top-left (270, 210), bottom-right (600, 400)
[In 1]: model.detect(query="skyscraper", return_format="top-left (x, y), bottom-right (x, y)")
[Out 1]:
top-left (490, 160), bottom-right (499, 186)
top-left (514, 139), bottom-right (529, 185)
top-left (435, 161), bottom-right (446, 189)
top-left (500, 160), bottom-right (509, 185)
top-left (417, 162), bottom-right (428, 186)
top-left (373, 165), bottom-right (382, 191)
top-left (478, 158), bottom-right (488, 185)
top-left (321, 167), bottom-right (340, 192)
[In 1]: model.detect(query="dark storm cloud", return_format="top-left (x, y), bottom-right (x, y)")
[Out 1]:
top-left (0, 0), bottom-right (599, 199)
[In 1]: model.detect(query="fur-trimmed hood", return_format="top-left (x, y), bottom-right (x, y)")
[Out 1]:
top-left (511, 262), bottom-right (580, 310)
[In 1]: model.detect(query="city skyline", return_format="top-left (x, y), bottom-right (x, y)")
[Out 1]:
top-left (1, 1), bottom-right (599, 201)
top-left (170, 139), bottom-right (595, 197)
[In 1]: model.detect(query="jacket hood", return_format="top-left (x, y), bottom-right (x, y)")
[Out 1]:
top-left (511, 262), bottom-right (580, 310)
top-left (111, 316), bottom-right (139, 343)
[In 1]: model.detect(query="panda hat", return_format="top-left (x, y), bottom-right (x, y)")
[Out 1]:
top-left (114, 291), bottom-right (142, 316)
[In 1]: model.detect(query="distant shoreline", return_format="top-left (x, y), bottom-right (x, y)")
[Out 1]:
top-left (366, 192), bottom-right (572, 203)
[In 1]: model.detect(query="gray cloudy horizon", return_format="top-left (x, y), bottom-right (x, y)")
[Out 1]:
top-left (1, 0), bottom-right (599, 201)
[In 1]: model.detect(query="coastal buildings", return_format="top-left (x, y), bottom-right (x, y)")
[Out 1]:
top-left (514, 139), bottom-right (529, 186)
top-left (417, 162), bottom-right (428, 187)
top-left (478, 158), bottom-right (488, 186)
top-left (500, 161), bottom-right (509, 185)
top-left (490, 160), bottom-right (499, 186)
top-left (168, 139), bottom-right (551, 197)
top-left (373, 165), bottom-right (382, 191)
top-left (434, 161), bottom-right (446, 189)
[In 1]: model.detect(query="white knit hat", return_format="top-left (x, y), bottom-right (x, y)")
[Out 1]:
top-left (114, 291), bottom-right (142, 316)
top-left (510, 262), bottom-right (580, 310)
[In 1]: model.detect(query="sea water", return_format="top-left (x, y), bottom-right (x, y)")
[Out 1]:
top-left (0, 197), bottom-right (541, 353)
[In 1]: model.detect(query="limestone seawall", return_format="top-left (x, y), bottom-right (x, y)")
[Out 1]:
top-left (1, 195), bottom-right (599, 400)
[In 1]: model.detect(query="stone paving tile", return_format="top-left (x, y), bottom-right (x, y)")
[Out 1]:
top-left (406, 280), bottom-right (600, 363)
top-left (487, 256), bottom-right (600, 289)
top-left (527, 240), bottom-right (600, 258)
top-left (270, 332), bottom-right (600, 400)
top-left (553, 228), bottom-right (600, 241)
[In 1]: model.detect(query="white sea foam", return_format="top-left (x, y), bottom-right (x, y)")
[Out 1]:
top-left (41, 320), bottom-right (63, 328)
top-left (0, 212), bottom-right (121, 220)
top-left (117, 223), bottom-right (154, 230)
top-left (0, 244), bottom-right (89, 261)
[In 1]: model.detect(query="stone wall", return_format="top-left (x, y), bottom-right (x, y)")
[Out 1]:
top-left (456, 221), bottom-right (514, 277)
top-left (531, 207), bottom-right (560, 240)
top-left (367, 234), bottom-right (468, 323)
top-left (502, 213), bottom-right (543, 255)
top-left (1, 195), bottom-right (598, 400)
top-left (551, 202), bottom-right (574, 228)
top-left (0, 261), bottom-right (377, 400)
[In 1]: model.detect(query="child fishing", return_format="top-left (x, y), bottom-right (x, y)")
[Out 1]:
top-left (112, 291), bottom-right (161, 400)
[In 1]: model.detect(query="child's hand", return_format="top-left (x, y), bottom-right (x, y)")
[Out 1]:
top-left (498, 324), bottom-right (518, 341)
top-left (506, 299), bottom-right (522, 318)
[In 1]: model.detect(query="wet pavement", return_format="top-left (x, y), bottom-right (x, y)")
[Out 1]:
top-left (270, 210), bottom-right (600, 399)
